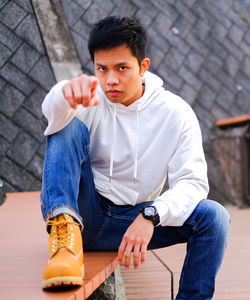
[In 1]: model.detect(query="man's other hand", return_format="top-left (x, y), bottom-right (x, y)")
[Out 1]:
top-left (62, 75), bottom-right (100, 109)
top-left (118, 213), bottom-right (154, 270)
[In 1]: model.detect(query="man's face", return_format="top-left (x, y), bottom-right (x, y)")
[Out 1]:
top-left (94, 44), bottom-right (149, 106)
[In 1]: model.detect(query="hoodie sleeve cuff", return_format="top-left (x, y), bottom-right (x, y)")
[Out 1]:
top-left (152, 199), bottom-right (169, 226)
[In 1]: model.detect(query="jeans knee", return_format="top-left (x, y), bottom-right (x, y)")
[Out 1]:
top-left (202, 200), bottom-right (231, 240)
top-left (50, 118), bottom-right (90, 146)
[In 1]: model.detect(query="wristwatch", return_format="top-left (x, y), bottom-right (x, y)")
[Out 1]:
top-left (141, 205), bottom-right (160, 226)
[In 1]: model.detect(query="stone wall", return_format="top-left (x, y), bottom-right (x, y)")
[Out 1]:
top-left (0, 0), bottom-right (56, 203)
top-left (1, 0), bottom-right (250, 206)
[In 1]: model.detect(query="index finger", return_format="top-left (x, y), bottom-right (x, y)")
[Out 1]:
top-left (62, 83), bottom-right (77, 109)
top-left (89, 76), bottom-right (99, 92)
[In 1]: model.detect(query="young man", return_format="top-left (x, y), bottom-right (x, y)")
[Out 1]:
top-left (41, 16), bottom-right (230, 299)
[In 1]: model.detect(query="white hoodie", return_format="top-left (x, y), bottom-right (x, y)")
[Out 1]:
top-left (42, 71), bottom-right (209, 226)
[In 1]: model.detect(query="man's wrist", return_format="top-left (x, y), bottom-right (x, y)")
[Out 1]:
top-left (140, 205), bottom-right (160, 226)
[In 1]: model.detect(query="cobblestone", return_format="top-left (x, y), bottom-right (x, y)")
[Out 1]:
top-left (15, 15), bottom-right (45, 54)
top-left (186, 32), bottom-right (209, 57)
top-left (224, 38), bottom-right (244, 61)
top-left (131, 0), bottom-right (158, 18)
top-left (23, 86), bottom-right (46, 118)
top-left (11, 42), bottom-right (40, 73)
top-left (135, 10), bottom-right (152, 28)
top-left (192, 19), bottom-right (211, 41)
top-left (0, 0), bottom-right (8, 9)
top-left (184, 49), bottom-right (204, 74)
top-left (71, 31), bottom-right (90, 66)
top-left (147, 44), bottom-right (165, 70)
top-left (244, 27), bottom-right (250, 45)
top-left (0, 62), bottom-right (35, 95)
top-left (59, 0), bottom-right (83, 27)
top-left (211, 22), bottom-right (228, 42)
top-left (165, 30), bottom-right (190, 55)
top-left (29, 57), bottom-right (55, 91)
top-left (13, 107), bottom-right (45, 142)
top-left (198, 67), bottom-right (221, 92)
top-left (173, 15), bottom-right (192, 38)
top-left (216, 86), bottom-right (235, 110)
top-left (6, 130), bottom-right (39, 167)
top-left (0, 43), bottom-right (12, 68)
top-left (27, 154), bottom-right (43, 179)
top-left (83, 3), bottom-right (111, 25)
top-left (14, 0), bottom-right (33, 13)
top-left (224, 55), bottom-right (240, 77)
top-left (215, 69), bottom-right (236, 93)
top-left (180, 83), bottom-right (198, 106)
top-left (152, 0), bottom-right (178, 20)
top-left (234, 89), bottom-right (250, 112)
top-left (0, 136), bottom-right (9, 157)
top-left (228, 24), bottom-right (244, 45)
top-left (73, 18), bottom-right (92, 40)
top-left (158, 62), bottom-right (183, 91)
top-left (175, 1), bottom-right (197, 26)
top-left (73, 0), bottom-right (92, 11)
top-left (242, 56), bottom-right (250, 78)
top-left (199, 84), bottom-right (216, 110)
top-left (178, 65), bottom-right (202, 91)
top-left (0, 77), bottom-right (6, 90)
top-left (152, 12), bottom-right (174, 37)
top-left (165, 48), bottom-right (185, 71)
top-left (147, 27), bottom-right (170, 54)
top-left (0, 22), bottom-right (22, 51)
top-left (0, 156), bottom-right (32, 190)
top-left (205, 38), bottom-right (227, 60)
top-left (0, 0), bottom-right (27, 30)
top-left (0, 113), bottom-right (19, 142)
top-left (0, 84), bottom-right (25, 118)
top-left (205, 53), bottom-right (223, 75)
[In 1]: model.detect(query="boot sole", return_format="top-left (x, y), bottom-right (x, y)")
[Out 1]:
top-left (42, 265), bottom-right (84, 289)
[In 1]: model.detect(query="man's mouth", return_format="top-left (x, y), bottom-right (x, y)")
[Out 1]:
top-left (107, 89), bottom-right (121, 97)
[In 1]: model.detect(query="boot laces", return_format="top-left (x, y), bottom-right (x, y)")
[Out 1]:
top-left (47, 218), bottom-right (79, 249)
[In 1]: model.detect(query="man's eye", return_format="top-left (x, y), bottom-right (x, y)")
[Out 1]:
top-left (119, 66), bottom-right (126, 71)
top-left (98, 67), bottom-right (106, 71)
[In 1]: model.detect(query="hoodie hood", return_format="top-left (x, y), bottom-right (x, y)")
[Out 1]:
top-left (97, 71), bottom-right (164, 182)
top-left (98, 71), bottom-right (164, 111)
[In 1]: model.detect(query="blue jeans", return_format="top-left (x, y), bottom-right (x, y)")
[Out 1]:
top-left (40, 118), bottom-right (230, 300)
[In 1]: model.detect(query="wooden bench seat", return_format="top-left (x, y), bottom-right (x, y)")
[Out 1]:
top-left (0, 191), bottom-right (119, 300)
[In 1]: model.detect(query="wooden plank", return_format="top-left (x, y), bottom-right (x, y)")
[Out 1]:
top-left (121, 251), bottom-right (172, 299)
top-left (0, 191), bottom-right (118, 300)
top-left (216, 114), bottom-right (250, 128)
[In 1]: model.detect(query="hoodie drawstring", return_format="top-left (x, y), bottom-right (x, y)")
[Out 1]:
top-left (109, 106), bottom-right (117, 181)
top-left (109, 105), bottom-right (139, 183)
top-left (133, 105), bottom-right (139, 183)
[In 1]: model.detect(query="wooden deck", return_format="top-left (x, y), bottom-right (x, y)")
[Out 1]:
top-left (1, 192), bottom-right (249, 299)
top-left (0, 192), bottom-right (119, 300)
top-left (121, 205), bottom-right (250, 299)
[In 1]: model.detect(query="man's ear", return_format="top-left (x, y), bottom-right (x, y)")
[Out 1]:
top-left (140, 58), bottom-right (150, 76)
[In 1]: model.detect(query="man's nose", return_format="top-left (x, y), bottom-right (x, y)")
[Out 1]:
top-left (107, 72), bottom-right (119, 85)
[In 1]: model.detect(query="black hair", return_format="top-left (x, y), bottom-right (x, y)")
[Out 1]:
top-left (88, 16), bottom-right (148, 65)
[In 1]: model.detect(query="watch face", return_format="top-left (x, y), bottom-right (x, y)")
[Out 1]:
top-left (144, 206), bottom-right (156, 217)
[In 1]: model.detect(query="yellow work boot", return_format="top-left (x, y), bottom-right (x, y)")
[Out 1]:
top-left (42, 214), bottom-right (84, 288)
